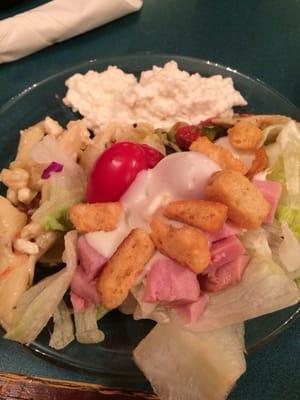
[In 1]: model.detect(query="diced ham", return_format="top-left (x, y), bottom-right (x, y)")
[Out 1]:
top-left (70, 292), bottom-right (87, 312)
top-left (208, 235), bottom-right (245, 270)
top-left (143, 258), bottom-right (200, 304)
top-left (71, 266), bottom-right (99, 305)
top-left (176, 293), bottom-right (209, 323)
top-left (252, 179), bottom-right (282, 224)
top-left (207, 222), bottom-right (241, 242)
top-left (200, 254), bottom-right (250, 292)
top-left (77, 235), bottom-right (107, 281)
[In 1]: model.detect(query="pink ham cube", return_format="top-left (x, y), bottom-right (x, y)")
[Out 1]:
top-left (200, 254), bottom-right (250, 292)
top-left (71, 266), bottom-right (99, 305)
top-left (252, 179), bottom-right (282, 224)
top-left (77, 235), bottom-right (107, 281)
top-left (207, 222), bottom-right (241, 242)
top-left (143, 258), bottom-right (200, 304)
top-left (209, 235), bottom-right (245, 269)
top-left (176, 293), bottom-right (209, 323)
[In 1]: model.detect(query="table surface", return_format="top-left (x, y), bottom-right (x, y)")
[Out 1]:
top-left (0, 1), bottom-right (300, 399)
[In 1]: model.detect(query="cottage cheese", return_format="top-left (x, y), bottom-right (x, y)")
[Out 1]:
top-left (63, 61), bottom-right (247, 130)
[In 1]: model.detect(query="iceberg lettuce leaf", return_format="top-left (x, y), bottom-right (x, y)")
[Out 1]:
top-left (178, 255), bottom-right (299, 333)
top-left (31, 136), bottom-right (86, 231)
top-left (134, 323), bottom-right (246, 400)
top-left (5, 231), bottom-right (77, 344)
top-left (49, 300), bottom-right (74, 350)
top-left (74, 304), bottom-right (105, 344)
top-left (267, 121), bottom-right (300, 239)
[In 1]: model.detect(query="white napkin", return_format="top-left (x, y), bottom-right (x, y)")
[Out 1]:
top-left (0, 0), bottom-right (143, 63)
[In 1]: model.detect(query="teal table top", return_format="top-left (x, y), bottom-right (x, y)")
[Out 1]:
top-left (0, 1), bottom-right (299, 399)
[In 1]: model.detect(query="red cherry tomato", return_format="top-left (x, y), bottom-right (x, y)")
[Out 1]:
top-left (175, 125), bottom-right (202, 150)
top-left (87, 142), bottom-right (148, 203)
top-left (140, 144), bottom-right (164, 168)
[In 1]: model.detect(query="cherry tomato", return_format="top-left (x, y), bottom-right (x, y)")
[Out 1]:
top-left (87, 142), bottom-right (148, 203)
top-left (140, 144), bottom-right (164, 168)
top-left (175, 125), bottom-right (202, 150)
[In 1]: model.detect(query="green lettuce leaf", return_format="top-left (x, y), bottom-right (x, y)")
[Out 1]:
top-left (31, 136), bottom-right (86, 232)
top-left (40, 201), bottom-right (74, 231)
top-left (267, 121), bottom-right (300, 240)
top-left (276, 205), bottom-right (300, 240)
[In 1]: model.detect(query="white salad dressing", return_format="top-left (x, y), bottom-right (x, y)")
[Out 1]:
top-left (215, 136), bottom-right (255, 169)
top-left (86, 152), bottom-right (220, 258)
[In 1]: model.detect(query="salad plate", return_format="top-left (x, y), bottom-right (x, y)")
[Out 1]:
top-left (0, 54), bottom-right (300, 389)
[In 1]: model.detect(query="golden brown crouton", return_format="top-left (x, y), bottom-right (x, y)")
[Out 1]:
top-left (69, 202), bottom-right (122, 233)
top-left (228, 121), bottom-right (263, 150)
top-left (204, 170), bottom-right (270, 229)
top-left (150, 217), bottom-right (211, 274)
top-left (96, 229), bottom-right (155, 309)
top-left (246, 147), bottom-right (269, 180)
top-left (164, 200), bottom-right (228, 233)
top-left (190, 136), bottom-right (247, 174)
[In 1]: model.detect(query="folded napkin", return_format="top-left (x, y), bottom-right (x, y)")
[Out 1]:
top-left (0, 0), bottom-right (143, 63)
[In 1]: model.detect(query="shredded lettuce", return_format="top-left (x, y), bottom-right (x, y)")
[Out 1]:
top-left (267, 121), bottom-right (300, 240)
top-left (74, 304), bottom-right (105, 344)
top-left (49, 300), bottom-right (74, 350)
top-left (264, 142), bottom-right (281, 168)
top-left (40, 201), bottom-right (74, 231)
top-left (261, 123), bottom-right (285, 145)
top-left (295, 277), bottom-right (300, 289)
top-left (276, 205), bottom-right (300, 240)
top-left (179, 255), bottom-right (299, 333)
top-left (278, 222), bottom-right (300, 274)
top-left (134, 323), bottom-right (246, 400)
top-left (240, 228), bottom-right (272, 258)
top-left (31, 136), bottom-right (86, 232)
top-left (4, 231), bottom-right (77, 344)
top-left (276, 122), bottom-right (300, 203)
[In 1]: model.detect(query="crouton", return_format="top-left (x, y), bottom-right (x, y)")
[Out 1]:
top-left (204, 170), bottom-right (270, 229)
top-left (69, 202), bottom-right (122, 232)
top-left (246, 147), bottom-right (269, 180)
top-left (150, 217), bottom-right (211, 273)
top-left (228, 121), bottom-right (263, 150)
top-left (164, 200), bottom-right (228, 233)
top-left (190, 136), bottom-right (247, 174)
top-left (96, 228), bottom-right (155, 309)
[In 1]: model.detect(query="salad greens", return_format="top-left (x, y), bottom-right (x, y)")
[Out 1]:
top-left (5, 231), bottom-right (77, 344)
top-left (31, 136), bottom-right (86, 231)
top-left (134, 323), bottom-right (246, 400)
top-left (49, 300), bottom-right (74, 350)
top-left (0, 108), bottom-right (299, 400)
top-left (267, 121), bottom-right (300, 238)
top-left (74, 304), bottom-right (106, 344)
